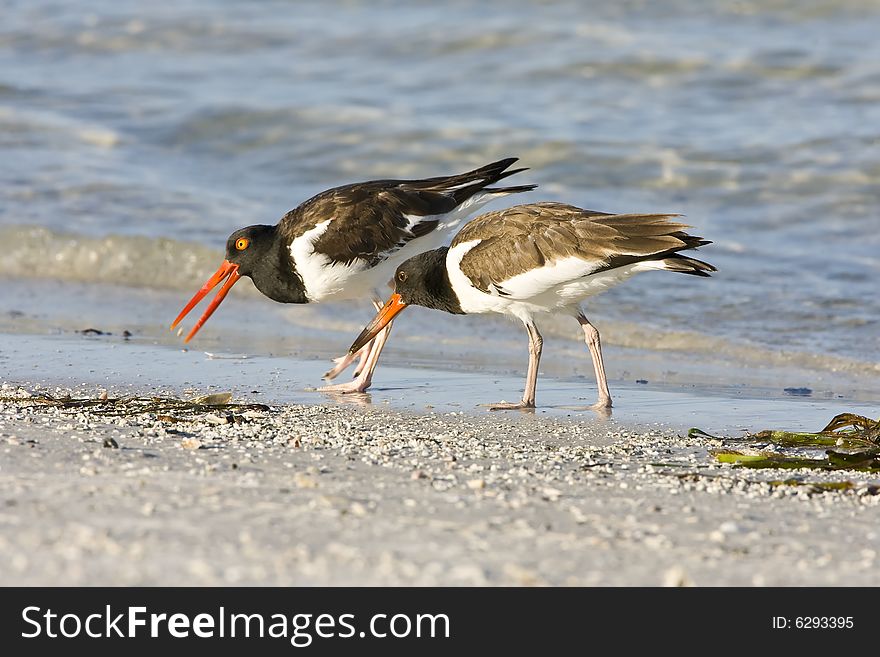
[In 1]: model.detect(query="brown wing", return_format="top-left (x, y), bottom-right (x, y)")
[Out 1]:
top-left (454, 202), bottom-right (709, 295)
top-left (278, 159), bottom-right (535, 266)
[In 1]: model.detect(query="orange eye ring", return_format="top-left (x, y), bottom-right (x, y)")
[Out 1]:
top-left (235, 237), bottom-right (250, 251)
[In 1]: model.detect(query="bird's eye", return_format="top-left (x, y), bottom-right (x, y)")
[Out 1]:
top-left (235, 238), bottom-right (250, 251)
top-left (397, 271), bottom-right (408, 283)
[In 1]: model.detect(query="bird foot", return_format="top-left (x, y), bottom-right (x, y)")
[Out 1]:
top-left (591, 398), bottom-right (613, 410)
top-left (483, 401), bottom-right (535, 411)
top-left (319, 380), bottom-right (372, 394)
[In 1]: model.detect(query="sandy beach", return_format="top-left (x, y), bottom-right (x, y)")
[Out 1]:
top-left (2, 1), bottom-right (880, 590)
top-left (1, 333), bottom-right (878, 586)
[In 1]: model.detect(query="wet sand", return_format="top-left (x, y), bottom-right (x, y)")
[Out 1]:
top-left (1, 334), bottom-right (878, 586)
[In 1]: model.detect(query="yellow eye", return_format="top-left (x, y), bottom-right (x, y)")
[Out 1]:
top-left (235, 238), bottom-right (250, 251)
top-left (397, 271), bottom-right (408, 283)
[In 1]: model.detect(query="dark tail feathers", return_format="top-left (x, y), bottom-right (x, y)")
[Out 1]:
top-left (662, 254), bottom-right (717, 277)
top-left (415, 157), bottom-right (536, 203)
top-left (484, 183), bottom-right (538, 196)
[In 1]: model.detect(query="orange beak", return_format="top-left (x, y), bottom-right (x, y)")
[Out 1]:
top-left (348, 293), bottom-right (408, 354)
top-left (170, 260), bottom-right (241, 343)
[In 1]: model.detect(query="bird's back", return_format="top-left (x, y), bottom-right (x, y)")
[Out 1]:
top-left (451, 202), bottom-right (714, 301)
top-left (276, 160), bottom-right (535, 301)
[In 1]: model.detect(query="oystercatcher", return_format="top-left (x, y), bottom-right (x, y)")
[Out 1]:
top-left (170, 158), bottom-right (535, 392)
top-left (348, 202), bottom-right (715, 409)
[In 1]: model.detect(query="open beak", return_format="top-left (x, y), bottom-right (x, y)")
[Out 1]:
top-left (170, 260), bottom-right (241, 343)
top-left (348, 293), bottom-right (408, 354)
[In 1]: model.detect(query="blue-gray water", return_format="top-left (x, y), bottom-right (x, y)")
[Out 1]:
top-left (1, 0), bottom-right (878, 394)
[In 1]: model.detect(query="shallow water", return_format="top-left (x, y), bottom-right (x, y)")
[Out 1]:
top-left (3, 332), bottom-right (876, 436)
top-left (1, 1), bottom-right (878, 394)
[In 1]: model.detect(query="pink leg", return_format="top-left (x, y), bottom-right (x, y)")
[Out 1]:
top-left (323, 341), bottom-right (371, 381)
top-left (319, 319), bottom-right (393, 394)
top-left (486, 322), bottom-right (542, 411)
top-left (322, 299), bottom-right (383, 381)
top-left (351, 340), bottom-right (371, 378)
top-left (576, 313), bottom-right (612, 408)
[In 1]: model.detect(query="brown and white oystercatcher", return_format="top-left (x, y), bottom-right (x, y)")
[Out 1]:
top-left (348, 202), bottom-right (715, 409)
top-left (170, 159), bottom-right (535, 392)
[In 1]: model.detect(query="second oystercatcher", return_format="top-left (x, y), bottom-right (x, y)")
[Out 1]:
top-left (170, 158), bottom-right (535, 392)
top-left (348, 202), bottom-right (715, 409)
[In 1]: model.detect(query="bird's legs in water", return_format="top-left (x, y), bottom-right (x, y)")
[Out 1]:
top-left (576, 313), bottom-right (612, 408)
top-left (323, 340), bottom-right (371, 381)
top-left (322, 299), bottom-right (383, 381)
top-left (319, 325), bottom-right (391, 394)
top-left (486, 322), bottom-right (543, 411)
top-left (319, 300), bottom-right (393, 394)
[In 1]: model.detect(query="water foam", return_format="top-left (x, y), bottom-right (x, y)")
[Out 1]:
top-left (0, 225), bottom-right (225, 292)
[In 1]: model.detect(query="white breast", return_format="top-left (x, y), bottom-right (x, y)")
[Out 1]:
top-left (446, 240), bottom-right (511, 315)
top-left (289, 220), bottom-right (370, 302)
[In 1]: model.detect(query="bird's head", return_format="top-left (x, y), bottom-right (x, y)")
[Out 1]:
top-left (388, 248), bottom-right (448, 307)
top-left (348, 248), bottom-right (456, 355)
top-left (222, 225), bottom-right (276, 278)
top-left (170, 224), bottom-right (280, 343)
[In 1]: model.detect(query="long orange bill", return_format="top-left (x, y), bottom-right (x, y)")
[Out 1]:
top-left (348, 293), bottom-right (408, 355)
top-left (170, 260), bottom-right (241, 343)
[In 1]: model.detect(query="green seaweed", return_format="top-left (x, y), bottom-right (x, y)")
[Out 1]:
top-left (713, 450), bottom-right (825, 469)
top-left (821, 413), bottom-right (880, 444)
top-left (767, 479), bottom-right (856, 492)
top-left (694, 412), bottom-right (880, 473)
top-left (688, 428), bottom-right (720, 440)
top-left (694, 413), bottom-right (880, 450)
top-left (713, 448), bottom-right (880, 472)
top-left (748, 430), bottom-right (842, 447)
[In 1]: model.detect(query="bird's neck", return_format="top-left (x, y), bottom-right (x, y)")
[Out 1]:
top-left (249, 229), bottom-right (308, 304)
top-left (413, 248), bottom-right (465, 315)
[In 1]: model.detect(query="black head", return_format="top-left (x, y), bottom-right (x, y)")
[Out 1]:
top-left (347, 247), bottom-right (463, 355)
top-left (171, 223), bottom-right (307, 343)
top-left (392, 248), bottom-right (463, 314)
top-left (223, 224), bottom-right (307, 304)
top-left (224, 225), bottom-right (277, 277)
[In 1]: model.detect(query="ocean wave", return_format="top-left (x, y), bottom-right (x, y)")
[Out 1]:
top-left (0, 106), bottom-right (121, 149)
top-left (0, 225), bottom-right (227, 292)
top-left (0, 15), bottom-right (291, 56)
top-left (536, 315), bottom-right (880, 379)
